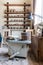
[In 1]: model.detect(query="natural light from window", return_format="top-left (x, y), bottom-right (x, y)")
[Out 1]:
top-left (34, 0), bottom-right (42, 25)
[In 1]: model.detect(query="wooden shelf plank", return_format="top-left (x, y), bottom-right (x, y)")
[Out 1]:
top-left (4, 16), bottom-right (28, 18)
top-left (4, 4), bottom-right (31, 6)
top-left (5, 24), bottom-right (30, 26)
top-left (5, 19), bottom-right (31, 22)
top-left (4, 12), bottom-right (29, 14)
top-left (10, 29), bottom-right (27, 31)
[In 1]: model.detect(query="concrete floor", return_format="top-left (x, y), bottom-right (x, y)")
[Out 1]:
top-left (0, 44), bottom-right (43, 65)
top-left (0, 54), bottom-right (43, 65)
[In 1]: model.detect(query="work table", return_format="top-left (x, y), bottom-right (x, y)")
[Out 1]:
top-left (6, 39), bottom-right (31, 58)
top-left (7, 39), bottom-right (31, 44)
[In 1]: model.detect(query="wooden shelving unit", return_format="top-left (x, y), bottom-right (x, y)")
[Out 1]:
top-left (4, 2), bottom-right (32, 32)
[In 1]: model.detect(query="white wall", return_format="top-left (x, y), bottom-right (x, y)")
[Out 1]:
top-left (0, 0), bottom-right (33, 38)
